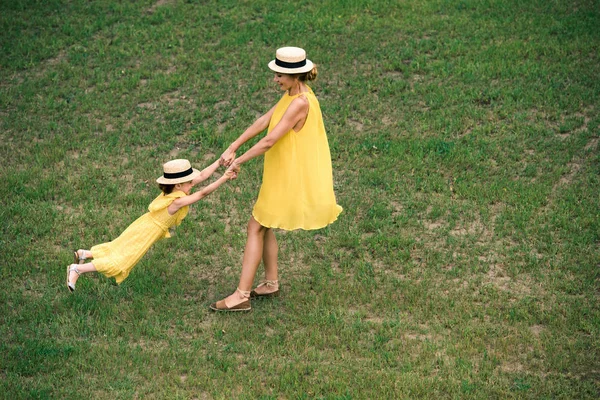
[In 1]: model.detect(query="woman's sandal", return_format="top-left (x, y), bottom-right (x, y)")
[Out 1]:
top-left (66, 265), bottom-right (80, 292)
top-left (73, 250), bottom-right (86, 264)
top-left (210, 288), bottom-right (252, 312)
top-left (250, 280), bottom-right (279, 298)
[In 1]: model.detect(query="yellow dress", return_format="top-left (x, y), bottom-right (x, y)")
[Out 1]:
top-left (252, 87), bottom-right (342, 230)
top-left (91, 191), bottom-right (189, 284)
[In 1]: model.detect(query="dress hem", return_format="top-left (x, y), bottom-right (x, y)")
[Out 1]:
top-left (252, 207), bottom-right (342, 232)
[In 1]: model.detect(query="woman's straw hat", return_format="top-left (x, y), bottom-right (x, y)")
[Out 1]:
top-left (156, 159), bottom-right (201, 184)
top-left (268, 47), bottom-right (314, 74)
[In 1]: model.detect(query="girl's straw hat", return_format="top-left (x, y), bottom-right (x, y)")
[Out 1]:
top-left (156, 159), bottom-right (201, 184)
top-left (268, 47), bottom-right (314, 74)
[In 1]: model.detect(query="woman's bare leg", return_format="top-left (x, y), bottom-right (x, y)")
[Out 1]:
top-left (214, 217), bottom-right (267, 307)
top-left (263, 228), bottom-right (278, 280)
top-left (237, 217), bottom-right (268, 291)
top-left (253, 228), bottom-right (279, 295)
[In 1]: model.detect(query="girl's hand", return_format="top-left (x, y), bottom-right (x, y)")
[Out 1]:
top-left (225, 163), bottom-right (240, 180)
top-left (220, 147), bottom-right (236, 167)
top-left (224, 169), bottom-right (237, 180)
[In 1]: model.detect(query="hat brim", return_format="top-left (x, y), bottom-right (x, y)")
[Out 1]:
top-left (156, 168), bottom-right (201, 184)
top-left (268, 59), bottom-right (314, 74)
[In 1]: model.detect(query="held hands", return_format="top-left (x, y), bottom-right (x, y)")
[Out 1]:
top-left (220, 145), bottom-right (240, 181)
top-left (224, 163), bottom-right (240, 180)
top-left (220, 147), bottom-right (236, 167)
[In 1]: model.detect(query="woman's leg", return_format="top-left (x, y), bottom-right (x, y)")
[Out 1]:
top-left (253, 228), bottom-right (279, 295)
top-left (237, 217), bottom-right (269, 291)
top-left (211, 217), bottom-right (267, 309)
top-left (263, 228), bottom-right (278, 280)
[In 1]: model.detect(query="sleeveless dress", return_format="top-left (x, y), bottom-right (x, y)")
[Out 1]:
top-left (91, 191), bottom-right (189, 284)
top-left (252, 87), bottom-right (342, 230)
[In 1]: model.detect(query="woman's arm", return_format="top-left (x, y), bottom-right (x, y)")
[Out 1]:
top-left (220, 104), bottom-right (277, 166)
top-left (233, 97), bottom-right (308, 166)
top-left (191, 159), bottom-right (220, 186)
top-left (167, 169), bottom-right (236, 215)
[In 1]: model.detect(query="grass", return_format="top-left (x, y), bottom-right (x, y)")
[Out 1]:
top-left (1, 0), bottom-right (599, 398)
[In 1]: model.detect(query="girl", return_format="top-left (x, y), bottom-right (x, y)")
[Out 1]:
top-left (66, 158), bottom-right (237, 291)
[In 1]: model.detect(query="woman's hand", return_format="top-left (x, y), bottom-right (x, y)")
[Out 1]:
top-left (220, 147), bottom-right (236, 167)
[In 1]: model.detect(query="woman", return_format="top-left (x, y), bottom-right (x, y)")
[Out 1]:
top-left (210, 46), bottom-right (342, 312)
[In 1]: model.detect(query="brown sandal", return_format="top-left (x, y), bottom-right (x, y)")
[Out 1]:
top-left (250, 280), bottom-right (279, 298)
top-left (210, 289), bottom-right (252, 312)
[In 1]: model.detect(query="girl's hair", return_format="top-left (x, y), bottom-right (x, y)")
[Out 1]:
top-left (158, 183), bottom-right (175, 194)
top-left (294, 65), bottom-right (318, 82)
top-left (159, 180), bottom-right (192, 195)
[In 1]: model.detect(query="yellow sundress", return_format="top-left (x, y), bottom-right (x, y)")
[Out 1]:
top-left (91, 191), bottom-right (189, 284)
top-left (252, 87), bottom-right (342, 230)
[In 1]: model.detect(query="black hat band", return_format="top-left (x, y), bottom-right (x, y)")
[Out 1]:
top-left (163, 168), bottom-right (193, 179)
top-left (275, 58), bottom-right (307, 69)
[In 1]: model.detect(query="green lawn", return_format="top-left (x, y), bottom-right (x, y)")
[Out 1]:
top-left (1, 0), bottom-right (598, 398)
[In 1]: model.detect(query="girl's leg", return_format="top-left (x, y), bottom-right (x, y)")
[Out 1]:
top-left (75, 249), bottom-right (93, 262)
top-left (73, 249), bottom-right (92, 264)
top-left (253, 228), bottom-right (279, 295)
top-left (67, 261), bottom-right (97, 286)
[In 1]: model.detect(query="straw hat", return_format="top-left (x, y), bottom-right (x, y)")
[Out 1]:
top-left (268, 46), bottom-right (314, 74)
top-left (156, 159), bottom-right (201, 184)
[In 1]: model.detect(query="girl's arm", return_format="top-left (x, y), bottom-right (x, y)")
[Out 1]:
top-left (220, 104), bottom-right (277, 165)
top-left (232, 97), bottom-right (308, 166)
top-left (167, 170), bottom-right (236, 215)
top-left (191, 159), bottom-right (221, 186)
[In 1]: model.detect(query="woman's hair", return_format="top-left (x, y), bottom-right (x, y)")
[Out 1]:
top-left (158, 183), bottom-right (175, 194)
top-left (294, 65), bottom-right (318, 82)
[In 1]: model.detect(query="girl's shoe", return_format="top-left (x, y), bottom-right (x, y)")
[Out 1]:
top-left (66, 265), bottom-right (80, 292)
top-left (74, 250), bottom-right (86, 264)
